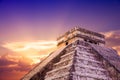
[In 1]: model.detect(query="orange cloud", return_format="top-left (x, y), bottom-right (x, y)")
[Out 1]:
top-left (103, 30), bottom-right (120, 55)
top-left (0, 40), bottom-right (57, 80)
top-left (0, 70), bottom-right (27, 80)
top-left (2, 40), bottom-right (57, 64)
top-left (112, 46), bottom-right (120, 55)
top-left (0, 54), bottom-right (35, 80)
top-left (2, 41), bottom-right (57, 52)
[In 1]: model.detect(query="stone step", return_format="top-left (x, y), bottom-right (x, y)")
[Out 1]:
top-left (65, 46), bottom-right (76, 53)
top-left (61, 51), bottom-right (75, 58)
top-left (75, 56), bottom-right (102, 64)
top-left (60, 49), bottom-right (95, 62)
top-left (77, 45), bottom-right (88, 48)
top-left (60, 51), bottom-right (74, 61)
top-left (53, 59), bottom-right (73, 69)
top-left (45, 64), bottom-right (72, 78)
top-left (75, 60), bottom-right (104, 68)
top-left (73, 63), bottom-right (106, 71)
top-left (77, 50), bottom-right (95, 55)
top-left (47, 64), bottom-right (72, 74)
top-left (72, 72), bottom-right (111, 80)
top-left (45, 72), bottom-right (70, 80)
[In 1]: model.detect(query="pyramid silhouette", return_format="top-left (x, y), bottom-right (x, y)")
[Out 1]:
top-left (22, 27), bottom-right (120, 80)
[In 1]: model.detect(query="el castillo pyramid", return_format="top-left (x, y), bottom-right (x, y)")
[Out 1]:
top-left (21, 27), bottom-right (120, 80)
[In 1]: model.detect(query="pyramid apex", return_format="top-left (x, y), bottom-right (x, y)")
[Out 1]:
top-left (57, 27), bottom-right (105, 48)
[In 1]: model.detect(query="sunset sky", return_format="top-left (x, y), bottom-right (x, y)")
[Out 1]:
top-left (0, 0), bottom-right (120, 80)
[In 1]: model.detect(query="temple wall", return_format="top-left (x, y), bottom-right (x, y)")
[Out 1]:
top-left (102, 58), bottom-right (120, 80)
top-left (69, 43), bottom-right (112, 80)
top-left (57, 37), bottom-right (83, 48)
top-left (22, 40), bottom-right (120, 80)
top-left (45, 41), bottom-right (119, 80)
top-left (21, 27), bottom-right (120, 80)
top-left (57, 27), bottom-right (104, 41)
top-left (57, 27), bottom-right (105, 48)
top-left (45, 43), bottom-right (75, 80)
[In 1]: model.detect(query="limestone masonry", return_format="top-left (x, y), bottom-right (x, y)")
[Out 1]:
top-left (21, 27), bottom-right (120, 80)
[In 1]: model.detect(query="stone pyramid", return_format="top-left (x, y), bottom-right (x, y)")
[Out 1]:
top-left (22, 27), bottom-right (120, 80)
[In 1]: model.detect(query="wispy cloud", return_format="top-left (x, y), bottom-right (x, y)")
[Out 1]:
top-left (2, 41), bottom-right (57, 51)
top-left (2, 40), bottom-right (57, 64)
top-left (0, 53), bottom-right (35, 80)
top-left (103, 30), bottom-right (120, 55)
top-left (0, 40), bottom-right (57, 80)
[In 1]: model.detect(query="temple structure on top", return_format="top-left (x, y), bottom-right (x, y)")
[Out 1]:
top-left (21, 27), bottom-right (120, 80)
top-left (57, 27), bottom-right (105, 48)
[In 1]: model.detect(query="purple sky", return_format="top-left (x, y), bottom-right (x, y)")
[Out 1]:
top-left (0, 0), bottom-right (120, 42)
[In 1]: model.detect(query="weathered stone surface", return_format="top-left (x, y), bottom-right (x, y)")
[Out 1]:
top-left (21, 27), bottom-right (120, 80)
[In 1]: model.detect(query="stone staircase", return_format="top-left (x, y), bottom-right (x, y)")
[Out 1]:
top-left (45, 44), bottom-right (75, 80)
top-left (45, 42), bottom-right (112, 80)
